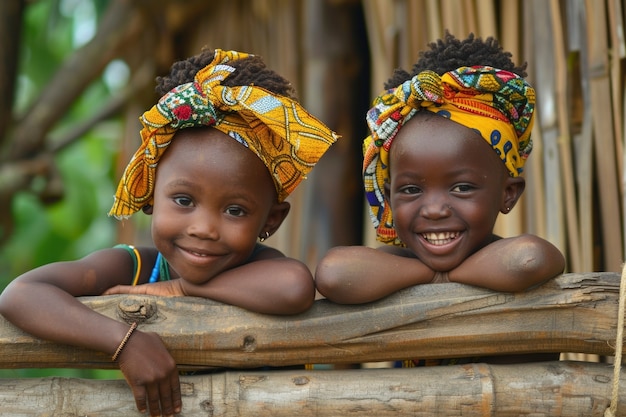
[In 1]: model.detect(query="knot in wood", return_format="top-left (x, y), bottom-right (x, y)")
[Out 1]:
top-left (200, 400), bottom-right (214, 413)
top-left (292, 376), bottom-right (310, 386)
top-left (117, 297), bottom-right (157, 324)
top-left (242, 335), bottom-right (257, 352)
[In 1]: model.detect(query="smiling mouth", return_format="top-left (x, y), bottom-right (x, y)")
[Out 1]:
top-left (422, 231), bottom-right (460, 246)
top-left (180, 246), bottom-right (222, 259)
top-left (186, 249), bottom-right (209, 257)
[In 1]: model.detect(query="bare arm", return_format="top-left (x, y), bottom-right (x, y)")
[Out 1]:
top-left (105, 247), bottom-right (316, 315)
top-left (315, 245), bottom-right (435, 304)
top-left (183, 259), bottom-right (314, 315)
top-left (0, 249), bottom-right (141, 351)
top-left (0, 249), bottom-right (182, 416)
top-left (448, 234), bottom-right (565, 292)
top-left (315, 234), bottom-right (565, 304)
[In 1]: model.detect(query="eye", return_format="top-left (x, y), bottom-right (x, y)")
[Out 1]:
top-left (451, 184), bottom-right (474, 193)
top-left (225, 206), bottom-right (246, 217)
top-left (398, 185), bottom-right (421, 195)
top-left (173, 196), bottom-right (194, 207)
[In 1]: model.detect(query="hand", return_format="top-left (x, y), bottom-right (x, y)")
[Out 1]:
top-left (116, 329), bottom-right (182, 416)
top-left (103, 280), bottom-right (186, 297)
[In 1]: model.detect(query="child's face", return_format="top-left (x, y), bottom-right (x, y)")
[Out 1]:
top-left (150, 127), bottom-right (284, 284)
top-left (386, 113), bottom-right (524, 272)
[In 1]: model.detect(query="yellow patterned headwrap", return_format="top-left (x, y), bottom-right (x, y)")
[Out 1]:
top-left (363, 66), bottom-right (535, 245)
top-left (109, 49), bottom-right (339, 219)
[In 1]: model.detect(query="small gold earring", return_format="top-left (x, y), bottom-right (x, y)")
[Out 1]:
top-left (259, 231), bottom-right (270, 242)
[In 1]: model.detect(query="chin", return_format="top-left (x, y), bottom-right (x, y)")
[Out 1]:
top-left (424, 258), bottom-right (464, 273)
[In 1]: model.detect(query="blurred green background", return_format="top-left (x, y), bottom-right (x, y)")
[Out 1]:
top-left (0, 0), bottom-right (121, 379)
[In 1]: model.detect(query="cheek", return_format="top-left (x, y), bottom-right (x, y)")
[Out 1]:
top-left (150, 210), bottom-right (178, 240)
top-left (464, 203), bottom-right (499, 233)
top-left (390, 200), bottom-right (414, 227)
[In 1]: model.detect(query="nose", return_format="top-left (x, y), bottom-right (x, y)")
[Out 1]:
top-left (419, 195), bottom-right (453, 220)
top-left (187, 209), bottom-right (219, 240)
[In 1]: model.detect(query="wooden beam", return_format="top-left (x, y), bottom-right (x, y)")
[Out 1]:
top-left (0, 361), bottom-right (623, 416)
top-left (0, 273), bottom-right (621, 370)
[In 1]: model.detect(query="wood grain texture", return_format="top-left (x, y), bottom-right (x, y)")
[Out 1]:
top-left (0, 273), bottom-right (621, 370)
top-left (0, 361), bottom-right (622, 416)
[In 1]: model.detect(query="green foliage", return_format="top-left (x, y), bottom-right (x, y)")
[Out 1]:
top-left (0, 0), bottom-right (124, 380)
top-left (0, 368), bottom-right (122, 380)
top-left (0, 129), bottom-right (119, 281)
top-left (1, 0), bottom-right (122, 286)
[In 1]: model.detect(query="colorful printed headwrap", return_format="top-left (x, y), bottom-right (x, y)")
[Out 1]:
top-left (363, 66), bottom-right (535, 245)
top-left (109, 49), bottom-right (339, 218)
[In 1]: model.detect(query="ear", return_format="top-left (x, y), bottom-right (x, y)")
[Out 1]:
top-left (501, 176), bottom-right (525, 214)
top-left (261, 201), bottom-right (291, 237)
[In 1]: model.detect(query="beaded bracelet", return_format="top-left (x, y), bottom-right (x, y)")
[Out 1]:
top-left (112, 322), bottom-right (138, 362)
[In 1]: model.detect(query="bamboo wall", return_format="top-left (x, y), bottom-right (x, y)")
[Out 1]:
top-left (359, 0), bottom-right (625, 274)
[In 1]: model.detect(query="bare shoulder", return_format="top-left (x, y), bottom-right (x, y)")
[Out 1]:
top-left (248, 244), bottom-right (285, 261)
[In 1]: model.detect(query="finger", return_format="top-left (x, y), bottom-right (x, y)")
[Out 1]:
top-left (157, 380), bottom-right (174, 417)
top-left (156, 372), bottom-right (183, 416)
top-left (146, 383), bottom-right (162, 417)
top-left (105, 285), bottom-right (136, 295)
top-left (171, 373), bottom-right (182, 414)
top-left (101, 286), bottom-right (118, 295)
top-left (130, 384), bottom-right (148, 414)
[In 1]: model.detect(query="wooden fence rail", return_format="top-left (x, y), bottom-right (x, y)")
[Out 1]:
top-left (1, 361), bottom-right (623, 416)
top-left (0, 272), bottom-right (621, 369)
top-left (0, 272), bottom-right (624, 416)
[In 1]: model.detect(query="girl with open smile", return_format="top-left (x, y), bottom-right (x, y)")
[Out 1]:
top-left (315, 33), bottom-right (564, 304)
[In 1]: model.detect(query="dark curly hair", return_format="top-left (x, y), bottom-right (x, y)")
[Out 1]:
top-left (384, 32), bottom-right (528, 89)
top-left (155, 48), bottom-right (297, 99)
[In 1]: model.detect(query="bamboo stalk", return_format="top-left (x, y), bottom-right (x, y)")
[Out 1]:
top-left (526, 0), bottom-right (567, 255)
top-left (441, 0), bottom-right (468, 37)
top-left (475, 0), bottom-right (497, 37)
top-left (607, 0), bottom-right (624, 179)
top-left (607, 0), bottom-right (626, 265)
top-left (566, 0), bottom-right (594, 272)
top-left (550, 0), bottom-right (582, 272)
top-left (425, 0), bottom-right (443, 41)
top-left (494, 0), bottom-right (524, 238)
top-left (585, 0), bottom-right (623, 272)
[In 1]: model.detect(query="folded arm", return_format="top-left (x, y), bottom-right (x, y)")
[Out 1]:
top-left (315, 245), bottom-right (435, 304)
top-left (315, 234), bottom-right (565, 304)
top-left (105, 246), bottom-right (316, 315)
top-left (448, 234), bottom-right (565, 292)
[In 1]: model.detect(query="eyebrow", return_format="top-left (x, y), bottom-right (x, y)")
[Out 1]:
top-left (164, 178), bottom-right (264, 205)
top-left (163, 179), bottom-right (197, 189)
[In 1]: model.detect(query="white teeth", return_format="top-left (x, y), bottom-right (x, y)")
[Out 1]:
top-left (422, 232), bottom-right (459, 246)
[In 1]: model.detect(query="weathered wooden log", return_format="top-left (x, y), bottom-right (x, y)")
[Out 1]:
top-left (0, 272), bottom-right (621, 369)
top-left (0, 361), bottom-right (623, 416)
